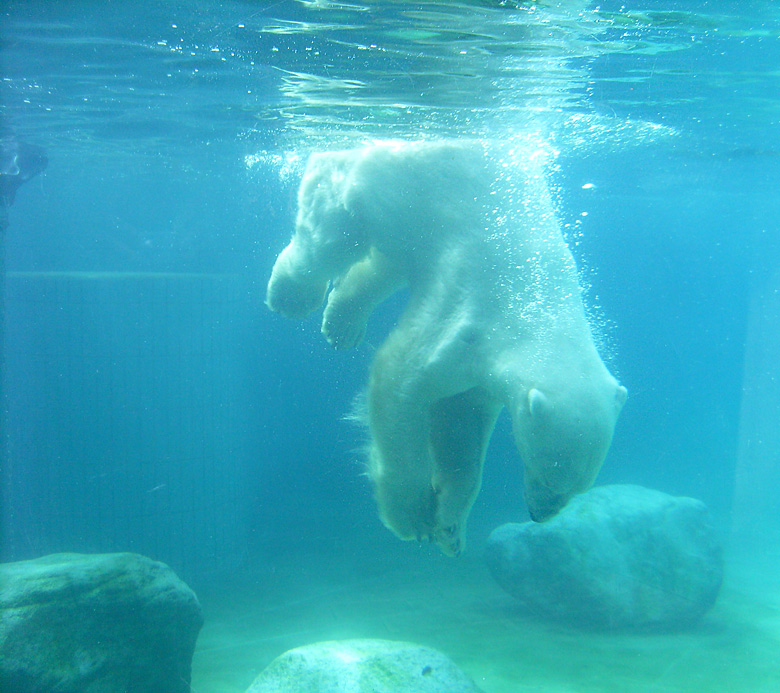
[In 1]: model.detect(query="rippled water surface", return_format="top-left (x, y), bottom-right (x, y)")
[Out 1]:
top-left (3, 0), bottom-right (778, 155)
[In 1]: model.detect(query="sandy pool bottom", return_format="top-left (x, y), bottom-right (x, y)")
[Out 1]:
top-left (191, 543), bottom-right (780, 693)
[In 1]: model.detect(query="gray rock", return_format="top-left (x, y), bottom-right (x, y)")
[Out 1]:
top-left (486, 484), bottom-right (723, 630)
top-left (245, 639), bottom-right (484, 693)
top-left (0, 552), bottom-right (203, 693)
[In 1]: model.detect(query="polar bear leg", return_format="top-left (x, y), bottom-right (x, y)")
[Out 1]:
top-left (322, 248), bottom-right (406, 349)
top-left (429, 387), bottom-right (502, 556)
top-left (367, 298), bottom-right (483, 550)
top-left (267, 150), bottom-right (368, 319)
top-left (366, 331), bottom-right (441, 543)
top-left (265, 241), bottom-right (333, 319)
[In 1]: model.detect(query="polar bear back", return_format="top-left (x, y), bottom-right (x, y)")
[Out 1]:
top-left (341, 141), bottom-right (491, 266)
top-left (340, 142), bottom-right (582, 301)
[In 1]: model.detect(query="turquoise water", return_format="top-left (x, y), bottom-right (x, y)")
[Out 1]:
top-left (2, 1), bottom-right (779, 691)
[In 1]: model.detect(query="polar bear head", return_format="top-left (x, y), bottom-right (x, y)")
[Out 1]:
top-left (512, 378), bottom-right (628, 522)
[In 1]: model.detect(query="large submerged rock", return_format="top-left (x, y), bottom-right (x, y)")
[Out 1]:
top-left (246, 639), bottom-right (484, 693)
top-left (0, 552), bottom-right (203, 693)
top-left (486, 484), bottom-right (723, 630)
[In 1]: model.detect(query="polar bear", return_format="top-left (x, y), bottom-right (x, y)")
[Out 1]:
top-left (266, 141), bottom-right (627, 556)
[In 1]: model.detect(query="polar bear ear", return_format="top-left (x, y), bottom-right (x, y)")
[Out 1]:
top-left (615, 384), bottom-right (628, 410)
top-left (528, 388), bottom-right (550, 419)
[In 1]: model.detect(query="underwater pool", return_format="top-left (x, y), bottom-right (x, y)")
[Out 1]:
top-left (2, 1), bottom-right (779, 691)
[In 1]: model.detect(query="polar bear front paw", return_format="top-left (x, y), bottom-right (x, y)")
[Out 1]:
top-left (322, 299), bottom-right (368, 349)
top-left (266, 271), bottom-right (328, 319)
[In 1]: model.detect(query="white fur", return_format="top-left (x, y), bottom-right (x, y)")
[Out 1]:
top-left (267, 141), bottom-right (626, 556)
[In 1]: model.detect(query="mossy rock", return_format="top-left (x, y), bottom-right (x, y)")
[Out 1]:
top-left (246, 639), bottom-right (483, 693)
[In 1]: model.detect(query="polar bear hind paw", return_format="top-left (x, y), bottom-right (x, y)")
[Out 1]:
top-left (434, 523), bottom-right (463, 557)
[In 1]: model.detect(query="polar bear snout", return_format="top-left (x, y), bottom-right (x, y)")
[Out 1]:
top-left (518, 441), bottom-right (606, 524)
top-left (524, 480), bottom-right (570, 523)
top-left (527, 502), bottom-right (564, 523)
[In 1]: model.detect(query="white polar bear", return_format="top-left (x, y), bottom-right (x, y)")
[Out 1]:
top-left (266, 140), bottom-right (627, 556)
